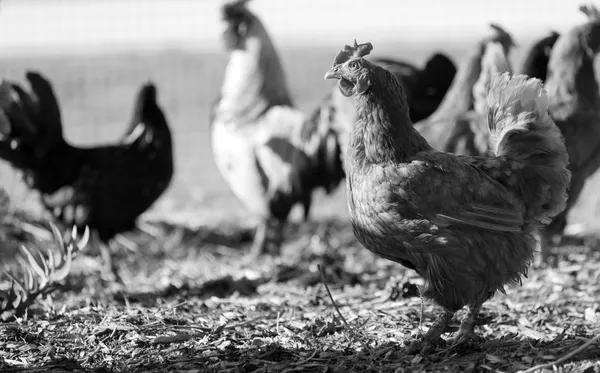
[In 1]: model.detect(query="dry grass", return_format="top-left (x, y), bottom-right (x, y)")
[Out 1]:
top-left (0, 218), bottom-right (599, 373)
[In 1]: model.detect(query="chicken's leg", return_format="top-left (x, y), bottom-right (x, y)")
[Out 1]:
top-left (250, 217), bottom-right (283, 256)
top-left (406, 310), bottom-right (454, 355)
top-left (250, 219), bottom-right (268, 256)
top-left (448, 302), bottom-right (484, 348)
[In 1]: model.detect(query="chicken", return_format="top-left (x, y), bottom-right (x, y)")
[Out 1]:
top-left (518, 31), bottom-right (560, 81)
top-left (414, 23), bottom-right (515, 154)
top-left (0, 72), bottom-right (173, 277)
top-left (324, 41), bottom-right (570, 352)
top-left (211, 0), bottom-right (344, 256)
top-left (540, 18), bottom-right (600, 253)
top-left (440, 41), bottom-right (513, 157)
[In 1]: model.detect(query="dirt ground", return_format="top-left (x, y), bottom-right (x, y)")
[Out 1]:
top-left (1, 217), bottom-right (599, 373)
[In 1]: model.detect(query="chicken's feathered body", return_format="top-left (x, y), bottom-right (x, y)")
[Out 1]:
top-left (0, 73), bottom-right (173, 242)
top-left (326, 41), bottom-right (570, 351)
top-left (212, 0), bottom-right (343, 255)
top-left (541, 19), bottom-right (600, 249)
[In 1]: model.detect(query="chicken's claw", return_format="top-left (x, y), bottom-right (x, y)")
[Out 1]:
top-left (404, 310), bottom-right (454, 355)
top-left (405, 335), bottom-right (446, 355)
top-left (446, 331), bottom-right (484, 352)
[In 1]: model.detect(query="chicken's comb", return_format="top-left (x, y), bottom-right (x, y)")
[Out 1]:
top-left (333, 40), bottom-right (374, 66)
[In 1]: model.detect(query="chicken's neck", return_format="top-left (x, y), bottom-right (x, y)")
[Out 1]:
top-left (424, 43), bottom-right (485, 122)
top-left (348, 75), bottom-right (431, 167)
top-left (519, 36), bottom-right (554, 80)
top-left (545, 29), bottom-right (600, 120)
top-left (217, 28), bottom-right (293, 124)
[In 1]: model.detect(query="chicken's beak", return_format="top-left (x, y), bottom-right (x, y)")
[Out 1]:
top-left (324, 66), bottom-right (341, 80)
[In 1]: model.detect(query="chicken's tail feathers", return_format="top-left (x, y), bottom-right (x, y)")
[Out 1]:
top-left (25, 71), bottom-right (64, 141)
top-left (0, 71), bottom-right (64, 143)
top-left (300, 101), bottom-right (345, 195)
top-left (486, 72), bottom-right (571, 225)
top-left (133, 82), bottom-right (158, 119)
top-left (124, 82), bottom-right (169, 142)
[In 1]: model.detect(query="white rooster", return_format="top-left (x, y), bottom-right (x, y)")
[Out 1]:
top-left (210, 0), bottom-right (344, 255)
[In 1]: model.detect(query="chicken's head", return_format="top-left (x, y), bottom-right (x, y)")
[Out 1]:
top-left (221, 0), bottom-right (254, 50)
top-left (324, 40), bottom-right (377, 97)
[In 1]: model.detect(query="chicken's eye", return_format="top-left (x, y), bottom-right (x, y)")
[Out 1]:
top-left (348, 61), bottom-right (359, 70)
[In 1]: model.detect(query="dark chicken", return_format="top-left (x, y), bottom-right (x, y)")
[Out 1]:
top-left (0, 72), bottom-right (173, 275)
top-left (211, 0), bottom-right (344, 255)
top-left (518, 31), bottom-right (560, 81)
top-left (325, 41), bottom-right (570, 352)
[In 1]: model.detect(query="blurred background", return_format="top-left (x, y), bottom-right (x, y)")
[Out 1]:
top-left (0, 0), bottom-right (597, 232)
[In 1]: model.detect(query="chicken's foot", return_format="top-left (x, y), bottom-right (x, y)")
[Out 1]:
top-left (249, 220), bottom-right (268, 256)
top-left (405, 310), bottom-right (453, 355)
top-left (447, 302), bottom-right (484, 349)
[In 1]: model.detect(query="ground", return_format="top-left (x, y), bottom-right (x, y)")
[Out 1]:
top-left (0, 218), bottom-right (599, 373)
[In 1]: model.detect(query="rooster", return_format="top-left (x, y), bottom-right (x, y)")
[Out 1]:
top-left (0, 72), bottom-right (173, 278)
top-left (211, 0), bottom-right (344, 255)
top-left (540, 18), bottom-right (600, 254)
top-left (325, 41), bottom-right (570, 352)
top-left (519, 31), bottom-right (560, 82)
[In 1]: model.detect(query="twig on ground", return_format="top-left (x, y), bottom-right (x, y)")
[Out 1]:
top-left (317, 264), bottom-right (362, 344)
top-left (518, 334), bottom-right (600, 373)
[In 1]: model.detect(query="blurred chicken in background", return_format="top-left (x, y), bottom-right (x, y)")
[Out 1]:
top-left (414, 23), bottom-right (515, 154)
top-left (540, 14), bottom-right (600, 257)
top-left (0, 72), bottom-right (173, 281)
top-left (211, 0), bottom-right (344, 256)
top-left (434, 40), bottom-right (513, 157)
top-left (519, 30), bottom-right (560, 81)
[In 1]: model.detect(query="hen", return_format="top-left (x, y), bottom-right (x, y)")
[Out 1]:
top-left (325, 41), bottom-right (570, 352)
top-left (540, 18), bottom-right (600, 252)
top-left (211, 0), bottom-right (344, 255)
top-left (519, 31), bottom-right (560, 81)
top-left (0, 72), bottom-right (173, 277)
